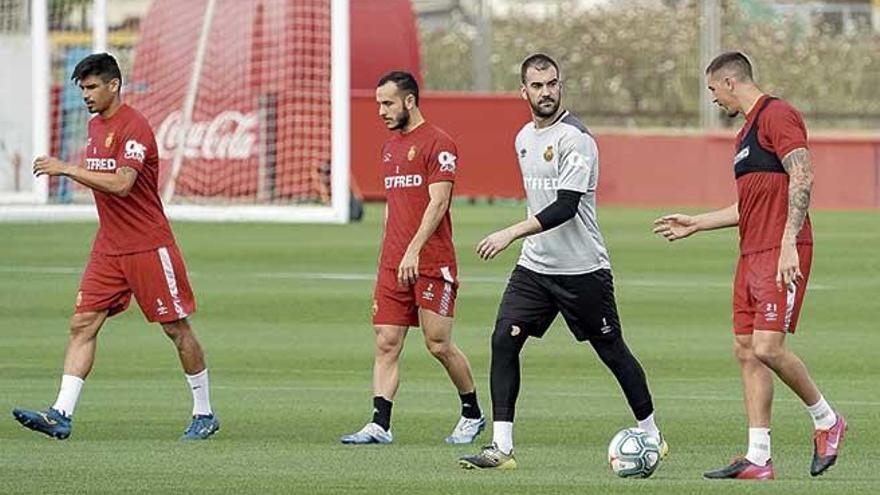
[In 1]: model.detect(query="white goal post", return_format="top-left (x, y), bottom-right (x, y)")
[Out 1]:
top-left (0, 0), bottom-right (349, 223)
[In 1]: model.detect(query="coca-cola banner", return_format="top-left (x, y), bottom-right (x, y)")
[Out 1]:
top-left (155, 110), bottom-right (258, 161)
top-left (128, 0), bottom-right (332, 203)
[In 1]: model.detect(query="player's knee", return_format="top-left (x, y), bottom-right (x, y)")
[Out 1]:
top-left (69, 312), bottom-right (102, 339)
top-left (733, 338), bottom-right (757, 363)
top-left (425, 337), bottom-right (453, 361)
top-left (590, 333), bottom-right (628, 366)
top-left (161, 318), bottom-right (191, 342)
top-left (752, 340), bottom-right (784, 366)
top-left (374, 328), bottom-right (404, 357)
top-left (492, 320), bottom-right (523, 355)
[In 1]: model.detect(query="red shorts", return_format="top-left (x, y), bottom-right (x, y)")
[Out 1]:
top-left (733, 245), bottom-right (812, 335)
top-left (76, 244), bottom-right (196, 323)
top-left (372, 265), bottom-right (458, 327)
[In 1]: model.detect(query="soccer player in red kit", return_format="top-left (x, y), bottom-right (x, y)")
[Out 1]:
top-left (12, 53), bottom-right (218, 441)
top-left (341, 71), bottom-right (484, 445)
top-left (654, 52), bottom-right (845, 479)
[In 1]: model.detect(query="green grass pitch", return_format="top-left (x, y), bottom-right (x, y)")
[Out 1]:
top-left (1, 203), bottom-right (877, 494)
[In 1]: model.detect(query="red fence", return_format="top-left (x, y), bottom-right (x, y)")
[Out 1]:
top-left (351, 91), bottom-right (880, 209)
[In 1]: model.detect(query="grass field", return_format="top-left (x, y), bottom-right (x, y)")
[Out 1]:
top-left (1, 203), bottom-right (878, 494)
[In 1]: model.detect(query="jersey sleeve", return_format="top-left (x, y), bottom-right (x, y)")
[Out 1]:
top-left (557, 131), bottom-right (595, 193)
top-left (116, 120), bottom-right (154, 172)
top-left (761, 102), bottom-right (808, 160)
top-left (426, 134), bottom-right (459, 184)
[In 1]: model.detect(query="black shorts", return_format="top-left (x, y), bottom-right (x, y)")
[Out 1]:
top-left (495, 265), bottom-right (621, 342)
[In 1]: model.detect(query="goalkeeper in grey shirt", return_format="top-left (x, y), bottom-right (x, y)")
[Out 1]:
top-left (459, 53), bottom-right (667, 470)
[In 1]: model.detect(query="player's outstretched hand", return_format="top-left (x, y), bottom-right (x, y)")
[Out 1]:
top-left (477, 230), bottom-right (513, 260)
top-left (652, 214), bottom-right (698, 242)
top-left (32, 155), bottom-right (71, 177)
top-left (397, 249), bottom-right (419, 286)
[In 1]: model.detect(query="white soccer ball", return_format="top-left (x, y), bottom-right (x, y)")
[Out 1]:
top-left (608, 427), bottom-right (661, 478)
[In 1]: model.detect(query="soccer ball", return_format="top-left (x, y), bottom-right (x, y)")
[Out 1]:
top-left (607, 427), bottom-right (661, 478)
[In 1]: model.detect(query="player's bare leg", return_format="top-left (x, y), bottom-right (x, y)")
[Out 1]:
top-left (372, 324), bottom-right (408, 400)
top-left (11, 310), bottom-right (107, 439)
top-left (752, 330), bottom-right (845, 476)
top-left (752, 330), bottom-right (819, 404)
top-left (162, 318), bottom-right (206, 375)
top-left (705, 334), bottom-right (776, 479)
top-left (162, 318), bottom-right (218, 440)
top-left (420, 308), bottom-right (484, 444)
top-left (340, 325), bottom-right (406, 444)
top-left (63, 310), bottom-right (109, 378)
top-left (735, 335), bottom-right (774, 430)
top-left (419, 309), bottom-right (474, 393)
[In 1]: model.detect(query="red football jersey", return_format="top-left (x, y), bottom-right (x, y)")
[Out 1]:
top-left (85, 104), bottom-right (175, 255)
top-left (379, 122), bottom-right (458, 270)
top-left (734, 95), bottom-right (812, 254)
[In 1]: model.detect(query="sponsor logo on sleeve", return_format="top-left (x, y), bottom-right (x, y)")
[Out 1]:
top-left (438, 150), bottom-right (457, 173)
top-left (124, 139), bottom-right (147, 163)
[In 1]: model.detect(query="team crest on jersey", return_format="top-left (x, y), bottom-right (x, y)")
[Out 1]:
top-left (543, 145), bottom-right (554, 162)
top-left (104, 132), bottom-right (114, 148)
top-left (407, 146), bottom-right (417, 161)
top-left (519, 148), bottom-right (527, 158)
top-left (371, 299), bottom-right (379, 316)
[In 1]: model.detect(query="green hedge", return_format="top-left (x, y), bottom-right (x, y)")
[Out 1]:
top-left (420, 1), bottom-right (880, 129)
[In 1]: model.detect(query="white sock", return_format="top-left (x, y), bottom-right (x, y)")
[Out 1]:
top-left (806, 395), bottom-right (837, 430)
top-left (185, 369), bottom-right (213, 416)
top-left (52, 374), bottom-right (84, 418)
top-left (493, 421), bottom-right (514, 455)
top-left (637, 412), bottom-right (661, 439)
top-left (745, 427), bottom-right (771, 466)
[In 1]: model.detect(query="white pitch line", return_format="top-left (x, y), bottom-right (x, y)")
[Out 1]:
top-left (0, 265), bottom-right (82, 274)
top-left (2, 379), bottom-right (876, 406)
top-left (0, 266), bottom-right (840, 290)
top-left (254, 271), bottom-right (837, 290)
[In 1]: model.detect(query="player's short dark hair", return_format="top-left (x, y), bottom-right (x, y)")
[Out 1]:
top-left (521, 53), bottom-right (559, 84)
top-left (705, 51), bottom-right (753, 81)
top-left (377, 71), bottom-right (419, 106)
top-left (71, 52), bottom-right (122, 86)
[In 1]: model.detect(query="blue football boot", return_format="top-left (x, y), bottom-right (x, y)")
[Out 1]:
top-left (12, 407), bottom-right (72, 440)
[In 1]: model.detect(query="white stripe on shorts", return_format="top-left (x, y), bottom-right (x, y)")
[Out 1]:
top-left (783, 282), bottom-right (797, 332)
top-left (157, 246), bottom-right (187, 319)
top-left (440, 265), bottom-right (455, 284)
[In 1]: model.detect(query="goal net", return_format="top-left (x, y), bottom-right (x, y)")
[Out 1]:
top-left (0, 0), bottom-right (349, 223)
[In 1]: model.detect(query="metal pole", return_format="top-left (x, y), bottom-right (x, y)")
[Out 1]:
top-left (163, 0), bottom-right (217, 203)
top-left (700, 0), bottom-right (721, 129)
top-left (32, 0), bottom-right (49, 203)
top-left (472, 0), bottom-right (491, 92)
top-left (93, 0), bottom-right (107, 53)
top-left (330, 0), bottom-right (350, 222)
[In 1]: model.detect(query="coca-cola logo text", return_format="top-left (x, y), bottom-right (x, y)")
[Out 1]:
top-left (156, 110), bottom-right (258, 160)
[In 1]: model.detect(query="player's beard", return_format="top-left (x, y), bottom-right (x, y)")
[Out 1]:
top-left (530, 96), bottom-right (559, 118)
top-left (388, 108), bottom-right (411, 131)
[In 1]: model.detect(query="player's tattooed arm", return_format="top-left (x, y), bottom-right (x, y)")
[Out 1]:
top-left (780, 147), bottom-right (813, 243)
top-left (115, 166), bottom-right (139, 196)
top-left (65, 164), bottom-right (139, 197)
top-left (775, 147), bottom-right (812, 288)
